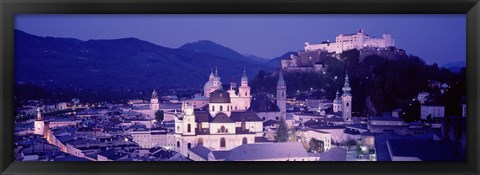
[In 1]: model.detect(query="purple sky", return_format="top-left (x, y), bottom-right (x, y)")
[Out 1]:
top-left (15, 14), bottom-right (466, 65)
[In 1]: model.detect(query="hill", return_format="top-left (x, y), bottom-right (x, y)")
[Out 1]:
top-left (14, 30), bottom-right (272, 90)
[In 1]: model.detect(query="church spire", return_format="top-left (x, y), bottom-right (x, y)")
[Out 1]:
top-left (342, 71), bottom-right (351, 95)
top-left (36, 107), bottom-right (43, 121)
top-left (215, 66), bottom-right (219, 77)
top-left (152, 89), bottom-right (158, 99)
top-left (241, 67), bottom-right (248, 82)
top-left (278, 70), bottom-right (285, 85)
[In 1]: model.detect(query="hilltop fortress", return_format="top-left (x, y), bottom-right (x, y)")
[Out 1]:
top-left (282, 29), bottom-right (405, 72)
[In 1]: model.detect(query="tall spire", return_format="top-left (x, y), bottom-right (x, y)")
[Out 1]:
top-left (342, 71), bottom-right (351, 95)
top-left (278, 70), bottom-right (285, 84)
top-left (36, 107), bottom-right (43, 121)
top-left (152, 89), bottom-right (158, 99)
top-left (241, 67), bottom-right (248, 82)
top-left (209, 68), bottom-right (215, 81)
top-left (215, 66), bottom-right (219, 76)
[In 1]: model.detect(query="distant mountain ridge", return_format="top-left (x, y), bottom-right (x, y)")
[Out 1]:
top-left (179, 40), bottom-right (268, 64)
top-left (14, 30), bottom-right (273, 90)
top-left (443, 60), bottom-right (466, 73)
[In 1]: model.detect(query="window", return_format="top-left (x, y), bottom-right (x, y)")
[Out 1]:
top-left (220, 138), bottom-right (226, 148)
top-left (227, 106), bottom-right (229, 111)
top-left (187, 143), bottom-right (191, 149)
top-left (197, 138), bottom-right (204, 145)
top-left (220, 105), bottom-right (223, 111)
top-left (347, 103), bottom-right (349, 107)
top-left (220, 126), bottom-right (226, 133)
top-left (241, 121), bottom-right (246, 130)
top-left (242, 137), bottom-right (248, 144)
top-left (177, 141), bottom-right (180, 148)
top-left (187, 124), bottom-right (191, 132)
top-left (212, 105), bottom-right (215, 111)
top-left (245, 92), bottom-right (247, 96)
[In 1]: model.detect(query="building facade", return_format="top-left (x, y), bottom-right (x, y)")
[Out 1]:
top-left (304, 29), bottom-right (395, 54)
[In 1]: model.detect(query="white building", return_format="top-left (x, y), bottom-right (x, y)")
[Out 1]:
top-left (304, 29), bottom-right (395, 54)
top-left (174, 90), bottom-right (263, 157)
top-left (297, 129), bottom-right (332, 151)
top-left (420, 104), bottom-right (445, 120)
top-left (131, 130), bottom-right (176, 149)
top-left (204, 68), bottom-right (251, 111)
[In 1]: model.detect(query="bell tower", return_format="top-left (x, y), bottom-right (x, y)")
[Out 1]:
top-left (34, 107), bottom-right (45, 135)
top-left (151, 89), bottom-right (160, 111)
top-left (276, 71), bottom-right (287, 119)
top-left (342, 72), bottom-right (352, 121)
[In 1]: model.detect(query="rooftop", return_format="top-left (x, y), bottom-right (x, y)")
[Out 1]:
top-left (225, 142), bottom-right (310, 161)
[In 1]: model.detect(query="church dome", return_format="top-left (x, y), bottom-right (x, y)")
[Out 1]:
top-left (203, 81), bottom-right (213, 92)
top-left (334, 97), bottom-right (342, 104)
top-left (209, 89), bottom-right (231, 103)
top-left (333, 91), bottom-right (342, 104)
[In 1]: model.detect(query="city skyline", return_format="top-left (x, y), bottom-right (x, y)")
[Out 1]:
top-left (15, 14), bottom-right (465, 65)
top-left (13, 15), bottom-right (466, 162)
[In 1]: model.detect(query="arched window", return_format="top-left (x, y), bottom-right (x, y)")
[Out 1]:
top-left (187, 124), bottom-right (191, 132)
top-left (220, 138), bottom-right (226, 148)
top-left (212, 105), bottom-right (215, 111)
top-left (347, 103), bottom-right (349, 107)
top-left (220, 105), bottom-right (223, 111)
top-left (187, 143), bottom-right (191, 149)
top-left (245, 92), bottom-right (247, 96)
top-left (177, 141), bottom-right (180, 148)
top-left (242, 137), bottom-right (248, 144)
top-left (197, 138), bottom-right (204, 146)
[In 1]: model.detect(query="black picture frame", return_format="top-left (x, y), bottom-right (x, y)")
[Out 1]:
top-left (1, 0), bottom-right (479, 175)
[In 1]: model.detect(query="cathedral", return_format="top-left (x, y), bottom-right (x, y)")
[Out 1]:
top-left (203, 67), bottom-right (251, 111)
top-left (173, 68), bottom-right (286, 156)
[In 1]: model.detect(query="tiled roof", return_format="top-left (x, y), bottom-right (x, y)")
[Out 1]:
top-left (230, 111), bottom-right (262, 122)
top-left (211, 113), bottom-right (235, 123)
top-left (249, 94), bottom-right (280, 112)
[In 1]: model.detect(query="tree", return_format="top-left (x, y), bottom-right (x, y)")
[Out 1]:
top-left (275, 117), bottom-right (289, 142)
top-left (346, 139), bottom-right (357, 151)
top-left (155, 110), bottom-right (164, 123)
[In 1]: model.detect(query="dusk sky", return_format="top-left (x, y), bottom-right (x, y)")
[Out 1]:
top-left (15, 14), bottom-right (465, 65)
